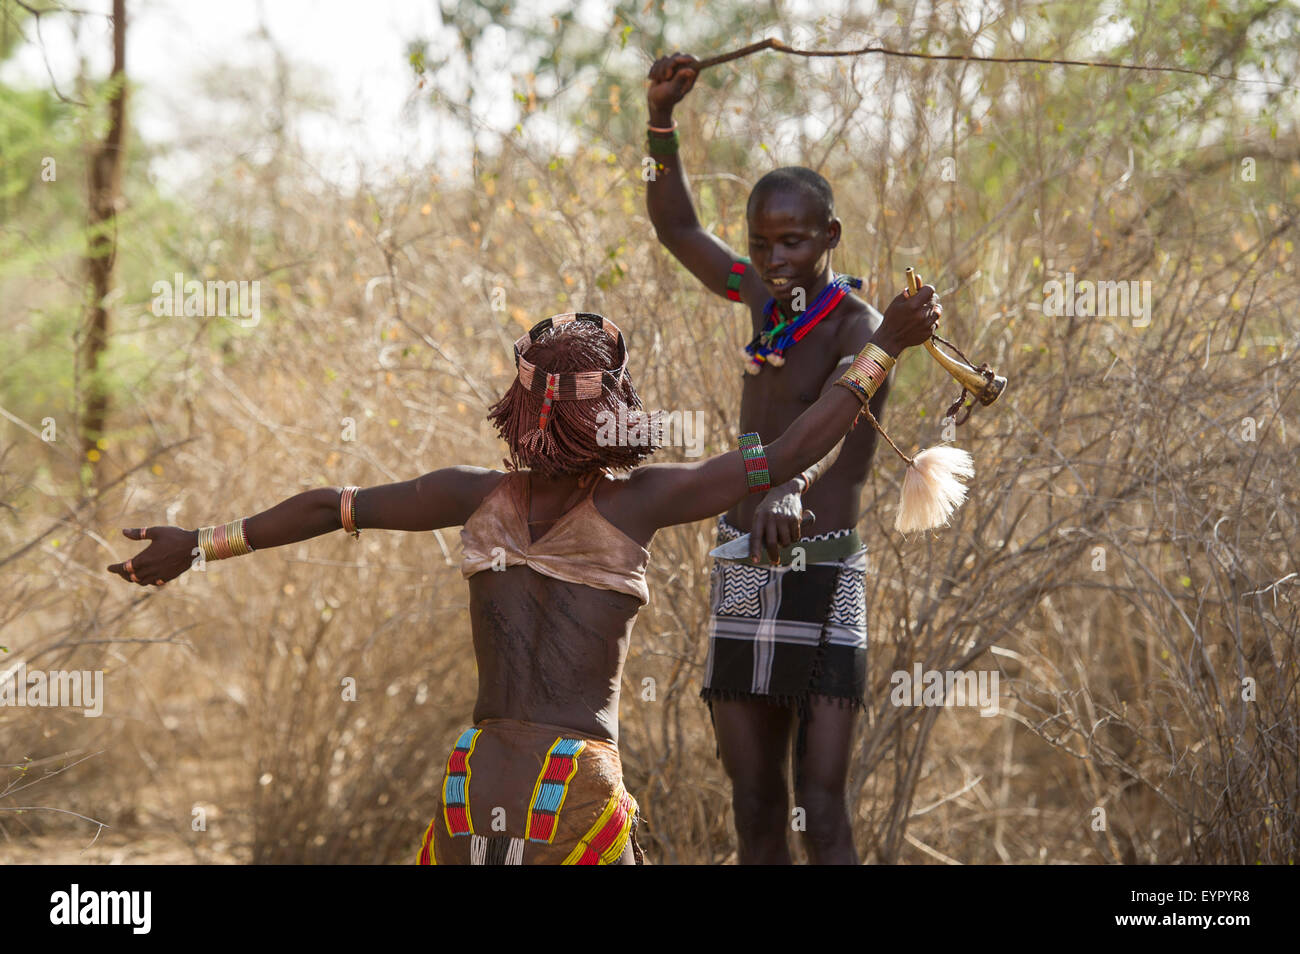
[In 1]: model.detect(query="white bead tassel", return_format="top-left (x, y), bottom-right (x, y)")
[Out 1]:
top-left (895, 445), bottom-right (975, 533)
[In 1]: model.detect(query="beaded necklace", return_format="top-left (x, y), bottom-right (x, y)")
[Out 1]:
top-left (742, 273), bottom-right (862, 374)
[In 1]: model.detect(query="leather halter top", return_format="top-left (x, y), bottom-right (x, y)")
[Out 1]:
top-left (460, 471), bottom-right (650, 605)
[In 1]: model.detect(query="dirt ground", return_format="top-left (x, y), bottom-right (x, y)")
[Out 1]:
top-left (1, 830), bottom-right (241, 865)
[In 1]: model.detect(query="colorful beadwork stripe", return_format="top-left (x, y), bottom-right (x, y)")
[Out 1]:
top-left (417, 816), bottom-right (437, 865)
top-left (743, 273), bottom-right (862, 372)
top-left (538, 372), bottom-right (559, 431)
top-left (442, 727), bottom-right (480, 837)
top-left (738, 432), bottom-right (771, 494)
top-left (562, 787), bottom-right (638, 865)
top-left (526, 737), bottom-right (586, 843)
top-left (725, 259), bottom-right (750, 302)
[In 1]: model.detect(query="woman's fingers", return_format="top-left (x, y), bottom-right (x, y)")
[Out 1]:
top-left (764, 520), bottom-right (782, 564)
top-left (108, 527), bottom-right (170, 584)
top-left (776, 514), bottom-right (796, 549)
top-left (748, 512), bottom-right (767, 563)
top-left (108, 548), bottom-right (154, 585)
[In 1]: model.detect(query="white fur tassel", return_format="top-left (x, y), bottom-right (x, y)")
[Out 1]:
top-left (895, 445), bottom-right (975, 533)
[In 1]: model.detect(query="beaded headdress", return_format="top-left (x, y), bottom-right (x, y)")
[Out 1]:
top-left (513, 313), bottom-right (630, 430)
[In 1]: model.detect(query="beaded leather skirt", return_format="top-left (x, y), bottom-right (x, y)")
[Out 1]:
top-left (417, 718), bottom-right (643, 865)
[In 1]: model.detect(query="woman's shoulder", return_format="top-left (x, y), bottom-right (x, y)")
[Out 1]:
top-left (438, 466), bottom-right (515, 525)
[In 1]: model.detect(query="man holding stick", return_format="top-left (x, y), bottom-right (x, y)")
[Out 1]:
top-left (645, 52), bottom-right (939, 864)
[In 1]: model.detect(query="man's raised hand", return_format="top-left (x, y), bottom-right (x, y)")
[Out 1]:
top-left (647, 52), bottom-right (699, 123)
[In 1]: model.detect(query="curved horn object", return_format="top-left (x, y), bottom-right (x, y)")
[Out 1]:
top-left (923, 337), bottom-right (1007, 406)
top-left (906, 267), bottom-right (1008, 410)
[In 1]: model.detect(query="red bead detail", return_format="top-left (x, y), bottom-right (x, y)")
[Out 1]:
top-left (529, 813), bottom-right (555, 841)
top-left (790, 285), bottom-right (849, 343)
top-left (538, 373), bottom-right (559, 430)
top-left (543, 756), bottom-right (574, 782)
top-left (583, 793), bottom-right (633, 859)
top-left (446, 805), bottom-right (469, 834)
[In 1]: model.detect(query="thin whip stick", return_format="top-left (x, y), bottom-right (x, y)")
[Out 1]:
top-left (693, 37), bottom-right (1296, 91)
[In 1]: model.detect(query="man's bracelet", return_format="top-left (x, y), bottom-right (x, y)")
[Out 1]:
top-left (726, 258), bottom-right (749, 302)
top-left (647, 129), bottom-right (679, 155)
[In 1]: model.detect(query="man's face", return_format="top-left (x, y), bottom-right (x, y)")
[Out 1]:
top-left (746, 189), bottom-right (841, 307)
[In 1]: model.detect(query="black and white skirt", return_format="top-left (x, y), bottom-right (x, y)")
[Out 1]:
top-left (701, 516), bottom-right (868, 710)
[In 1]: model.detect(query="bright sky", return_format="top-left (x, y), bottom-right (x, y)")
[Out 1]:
top-left (2, 0), bottom-right (875, 191)
top-left (5, 1), bottom-right (1283, 193)
top-left (0, 0), bottom-right (586, 189)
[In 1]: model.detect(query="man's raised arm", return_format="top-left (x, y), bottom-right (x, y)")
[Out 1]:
top-left (644, 53), bottom-right (766, 305)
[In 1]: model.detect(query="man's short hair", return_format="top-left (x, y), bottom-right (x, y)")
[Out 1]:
top-left (747, 166), bottom-right (835, 224)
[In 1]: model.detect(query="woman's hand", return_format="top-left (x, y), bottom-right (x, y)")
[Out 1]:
top-left (874, 284), bottom-right (943, 356)
top-left (647, 52), bottom-right (699, 125)
top-left (106, 526), bottom-right (199, 587)
top-left (749, 485), bottom-right (815, 565)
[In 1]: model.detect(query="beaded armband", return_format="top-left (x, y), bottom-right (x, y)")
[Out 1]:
top-left (726, 258), bottom-right (750, 302)
top-left (738, 432), bottom-right (771, 494)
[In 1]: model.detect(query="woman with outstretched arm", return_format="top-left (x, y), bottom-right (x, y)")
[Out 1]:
top-left (106, 290), bottom-right (938, 865)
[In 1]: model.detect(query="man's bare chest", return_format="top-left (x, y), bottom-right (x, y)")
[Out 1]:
top-left (740, 316), bottom-right (845, 408)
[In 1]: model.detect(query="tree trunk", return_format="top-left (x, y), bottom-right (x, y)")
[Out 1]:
top-left (79, 0), bottom-right (126, 469)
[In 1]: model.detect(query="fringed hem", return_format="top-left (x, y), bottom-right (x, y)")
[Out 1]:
top-left (700, 686), bottom-right (865, 766)
top-left (699, 686), bottom-right (865, 711)
top-left (629, 812), bottom-right (646, 865)
top-left (700, 686), bottom-right (806, 710)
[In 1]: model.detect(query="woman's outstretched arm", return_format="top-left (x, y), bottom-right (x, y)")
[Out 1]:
top-left (617, 284), bottom-right (940, 540)
top-left (106, 466), bottom-right (502, 587)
